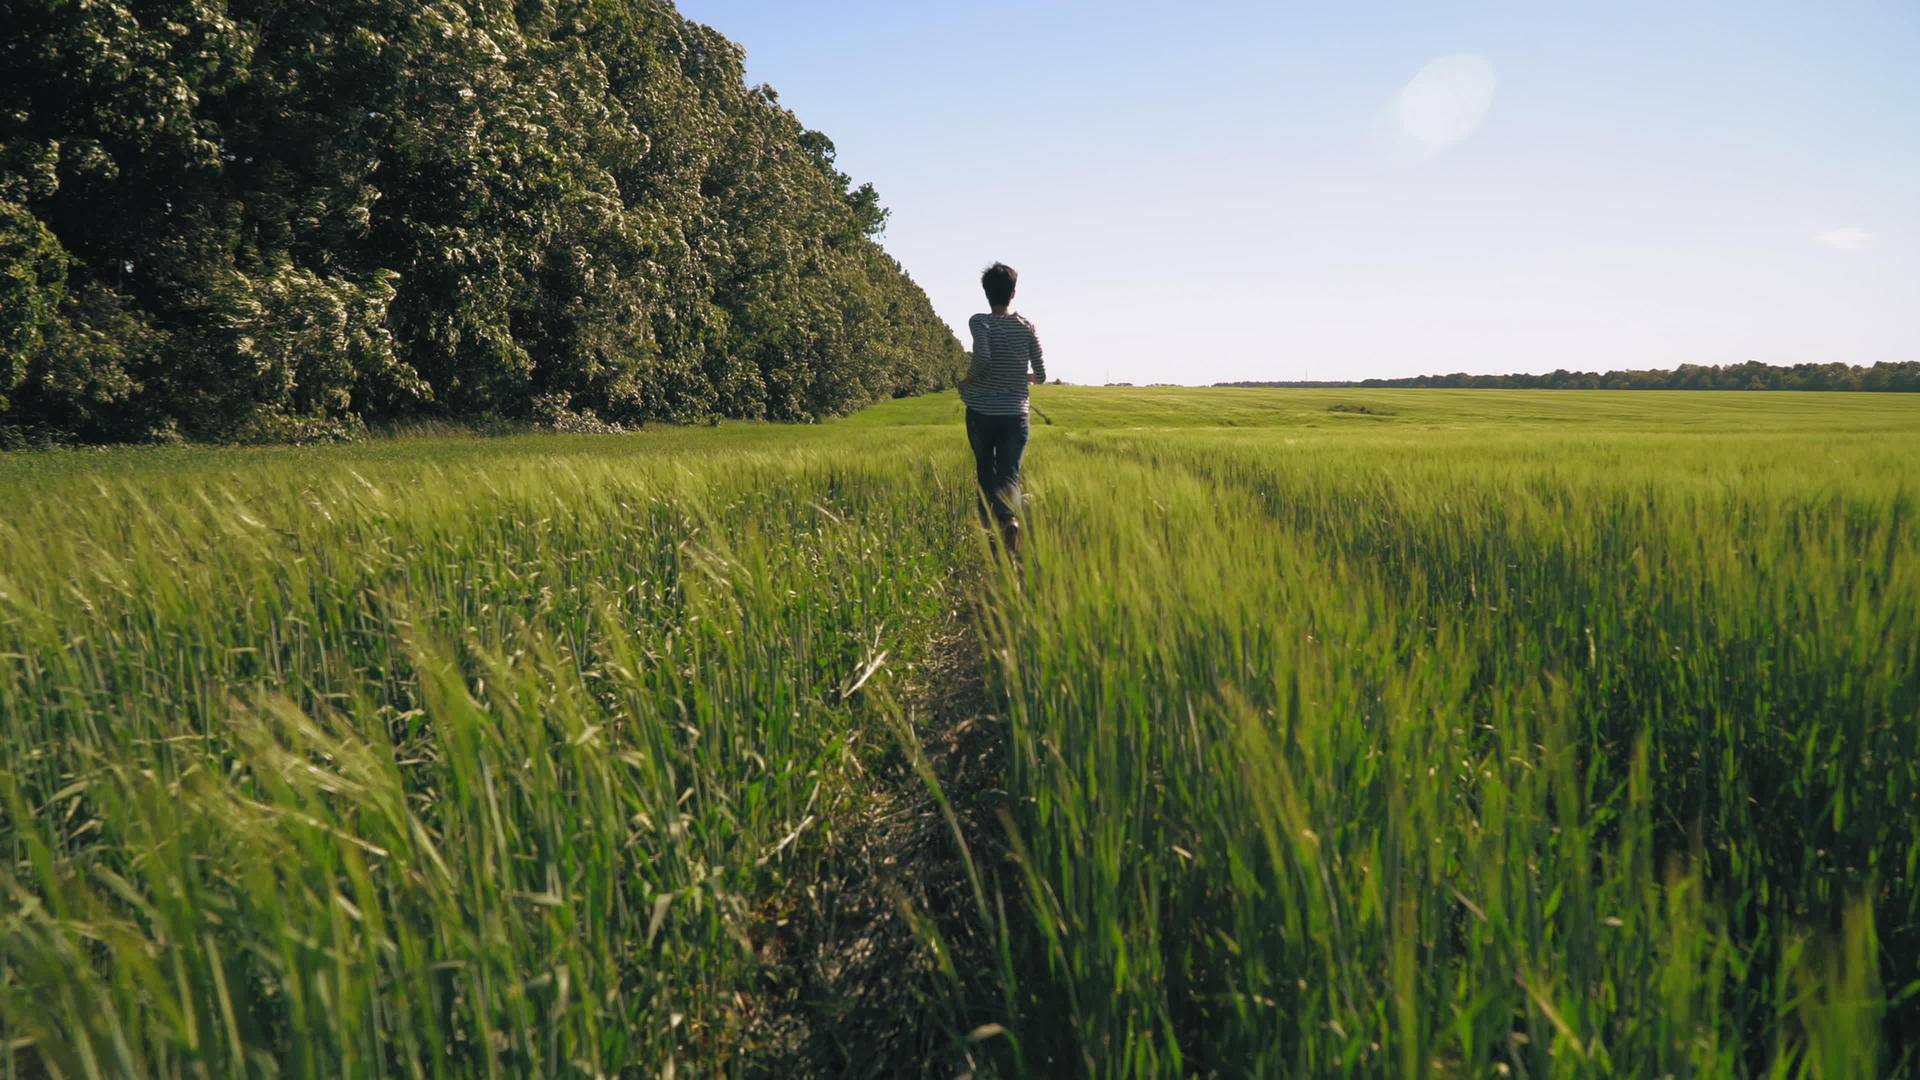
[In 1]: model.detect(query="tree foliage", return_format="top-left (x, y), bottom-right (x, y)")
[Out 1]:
top-left (1363, 362), bottom-right (1920, 392)
top-left (0, 0), bottom-right (964, 442)
top-left (1220, 361), bottom-right (1920, 393)
top-left (0, 200), bottom-right (66, 412)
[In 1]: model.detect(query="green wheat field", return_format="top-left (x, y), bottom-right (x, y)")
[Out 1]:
top-left (2, 387), bottom-right (1916, 1078)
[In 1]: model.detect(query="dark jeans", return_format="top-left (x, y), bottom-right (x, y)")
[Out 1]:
top-left (965, 408), bottom-right (1030, 522)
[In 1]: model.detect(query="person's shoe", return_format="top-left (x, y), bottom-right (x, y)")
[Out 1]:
top-left (999, 516), bottom-right (1021, 556)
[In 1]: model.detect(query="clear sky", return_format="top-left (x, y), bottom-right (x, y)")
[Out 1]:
top-left (673, 0), bottom-right (1919, 385)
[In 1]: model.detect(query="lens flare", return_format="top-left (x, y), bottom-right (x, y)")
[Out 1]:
top-left (1394, 53), bottom-right (1497, 149)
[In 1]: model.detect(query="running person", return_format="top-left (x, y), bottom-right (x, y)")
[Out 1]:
top-left (957, 262), bottom-right (1045, 554)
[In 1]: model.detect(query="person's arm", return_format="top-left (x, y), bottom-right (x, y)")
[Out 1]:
top-left (959, 315), bottom-right (991, 388)
top-left (1028, 322), bottom-right (1046, 384)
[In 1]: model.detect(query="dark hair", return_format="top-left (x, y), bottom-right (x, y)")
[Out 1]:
top-left (981, 262), bottom-right (1017, 308)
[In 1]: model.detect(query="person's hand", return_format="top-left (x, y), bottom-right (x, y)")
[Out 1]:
top-left (1027, 372), bottom-right (1041, 384)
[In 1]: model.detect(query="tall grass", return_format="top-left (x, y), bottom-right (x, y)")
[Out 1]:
top-left (0, 436), bottom-right (983, 1076)
top-left (2, 388), bottom-right (1916, 1077)
top-left (979, 417), bottom-right (1919, 1077)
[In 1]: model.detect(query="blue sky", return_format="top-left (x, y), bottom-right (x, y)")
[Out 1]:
top-left (674, 0), bottom-right (1919, 384)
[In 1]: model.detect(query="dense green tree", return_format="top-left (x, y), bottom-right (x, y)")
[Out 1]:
top-left (0, 0), bottom-right (964, 442)
top-left (0, 200), bottom-right (66, 412)
top-left (1221, 361), bottom-right (1920, 392)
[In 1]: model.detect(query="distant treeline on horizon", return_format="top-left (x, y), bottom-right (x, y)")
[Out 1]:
top-left (1216, 360), bottom-right (1920, 393)
top-left (1, 0), bottom-right (963, 447)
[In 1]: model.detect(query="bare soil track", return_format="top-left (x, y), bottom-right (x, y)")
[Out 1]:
top-left (743, 596), bottom-right (1014, 1079)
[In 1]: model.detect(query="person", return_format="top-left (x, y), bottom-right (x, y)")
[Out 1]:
top-left (957, 262), bottom-right (1045, 554)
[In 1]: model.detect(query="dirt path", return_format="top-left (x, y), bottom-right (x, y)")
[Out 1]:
top-left (744, 595), bottom-right (1014, 1079)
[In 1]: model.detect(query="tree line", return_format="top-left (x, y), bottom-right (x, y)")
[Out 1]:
top-left (0, 0), bottom-right (965, 444)
top-left (1218, 361), bottom-right (1920, 393)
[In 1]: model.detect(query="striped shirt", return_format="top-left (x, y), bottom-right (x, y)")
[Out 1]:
top-left (960, 313), bottom-right (1046, 416)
